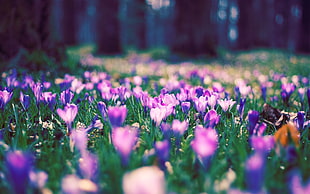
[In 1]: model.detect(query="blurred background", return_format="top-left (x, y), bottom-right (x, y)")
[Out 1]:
top-left (0, 0), bottom-right (310, 70)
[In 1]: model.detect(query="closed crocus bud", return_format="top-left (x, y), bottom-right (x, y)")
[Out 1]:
top-left (108, 106), bottom-right (127, 128)
top-left (245, 153), bottom-right (265, 193)
top-left (97, 101), bottom-right (107, 118)
top-left (31, 82), bottom-right (42, 106)
top-left (41, 92), bottom-right (57, 110)
top-left (155, 140), bottom-right (170, 170)
top-left (20, 92), bottom-right (31, 110)
top-left (238, 98), bottom-right (246, 121)
top-left (6, 151), bottom-right (33, 194)
top-left (191, 126), bottom-right (218, 169)
top-left (122, 166), bottom-right (166, 194)
top-left (112, 126), bottom-right (138, 165)
top-left (297, 111), bottom-right (305, 131)
top-left (60, 89), bottom-right (74, 105)
top-left (248, 110), bottom-right (260, 136)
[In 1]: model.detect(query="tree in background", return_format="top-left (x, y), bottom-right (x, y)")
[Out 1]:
top-left (96, 0), bottom-right (121, 54)
top-left (298, 0), bottom-right (310, 53)
top-left (172, 0), bottom-right (218, 56)
top-left (0, 0), bottom-right (63, 71)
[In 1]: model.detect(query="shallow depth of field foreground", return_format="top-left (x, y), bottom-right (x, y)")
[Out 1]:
top-left (0, 50), bottom-right (309, 194)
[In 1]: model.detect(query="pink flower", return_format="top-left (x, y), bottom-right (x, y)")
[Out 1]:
top-left (217, 99), bottom-right (236, 112)
top-left (171, 119), bottom-right (188, 135)
top-left (122, 166), bottom-right (166, 194)
top-left (112, 126), bottom-right (138, 165)
top-left (108, 106), bottom-right (127, 127)
top-left (150, 107), bottom-right (166, 126)
top-left (57, 104), bottom-right (78, 133)
top-left (191, 126), bottom-right (218, 158)
top-left (194, 96), bottom-right (208, 113)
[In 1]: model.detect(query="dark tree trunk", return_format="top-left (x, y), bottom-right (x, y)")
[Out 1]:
top-left (172, 0), bottom-right (217, 56)
top-left (127, 0), bottom-right (147, 50)
top-left (0, 0), bottom-right (63, 65)
top-left (96, 0), bottom-right (121, 54)
top-left (236, 0), bottom-right (254, 49)
top-left (62, 0), bottom-right (77, 45)
top-left (298, 0), bottom-right (310, 53)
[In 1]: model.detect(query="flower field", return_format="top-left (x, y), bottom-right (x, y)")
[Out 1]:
top-left (0, 50), bottom-right (309, 194)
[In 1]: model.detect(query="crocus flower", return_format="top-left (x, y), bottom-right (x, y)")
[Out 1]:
top-left (150, 107), bottom-right (166, 126)
top-left (6, 150), bottom-right (33, 194)
top-left (0, 89), bottom-right (13, 110)
top-left (31, 82), bottom-right (42, 106)
top-left (57, 103), bottom-right (78, 134)
top-left (60, 89), bottom-right (74, 105)
top-left (217, 99), bottom-right (236, 112)
top-left (181, 101), bottom-right (191, 114)
top-left (108, 106), bottom-right (127, 128)
top-left (250, 135), bottom-right (275, 154)
top-left (191, 126), bottom-right (218, 169)
top-left (97, 101), bottom-right (107, 118)
top-left (207, 94), bottom-right (218, 110)
top-left (79, 153), bottom-right (98, 180)
top-left (194, 96), bottom-right (208, 114)
top-left (204, 109), bottom-right (220, 128)
top-left (248, 110), bottom-right (260, 136)
top-left (171, 119), bottom-right (188, 136)
top-left (41, 92), bottom-right (57, 110)
top-left (296, 111), bottom-right (305, 131)
top-left (71, 129), bottom-right (87, 154)
top-left (112, 126), bottom-right (138, 165)
top-left (261, 85), bottom-right (267, 102)
top-left (290, 172), bottom-right (310, 194)
top-left (245, 153), bottom-right (265, 193)
top-left (20, 92), bottom-right (31, 110)
top-left (307, 88), bottom-right (310, 110)
top-left (238, 98), bottom-right (246, 121)
top-left (155, 140), bottom-right (170, 170)
top-left (122, 166), bottom-right (166, 194)
top-left (281, 83), bottom-right (295, 105)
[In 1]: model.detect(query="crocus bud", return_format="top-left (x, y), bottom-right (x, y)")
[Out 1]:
top-left (108, 106), bottom-right (127, 128)
top-left (6, 151), bottom-right (33, 194)
top-left (248, 110), bottom-right (260, 136)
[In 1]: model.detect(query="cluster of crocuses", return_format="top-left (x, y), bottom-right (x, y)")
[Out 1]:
top-left (0, 64), bottom-right (309, 194)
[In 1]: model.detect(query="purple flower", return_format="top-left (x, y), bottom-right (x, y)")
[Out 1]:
top-left (150, 107), bottom-right (166, 126)
top-left (204, 109), bottom-right (220, 128)
top-left (307, 88), bottom-right (310, 110)
top-left (181, 101), bottom-right (191, 114)
top-left (0, 89), bottom-right (13, 110)
top-left (57, 103), bottom-right (78, 134)
top-left (194, 96), bottom-right (208, 114)
top-left (97, 101), bottom-right (107, 118)
top-left (250, 135), bottom-right (275, 153)
top-left (261, 85), bottom-right (267, 101)
top-left (41, 92), bottom-right (57, 110)
top-left (171, 119), bottom-right (188, 136)
top-left (6, 151), bottom-right (33, 194)
top-left (191, 126), bottom-right (218, 168)
top-left (248, 110), bottom-right (260, 136)
top-left (218, 99), bottom-right (236, 112)
top-left (112, 126), bottom-right (138, 165)
top-left (281, 83), bottom-right (295, 105)
top-left (290, 172), bottom-right (310, 194)
top-left (20, 92), bottom-right (31, 110)
top-left (122, 166), bottom-right (166, 194)
top-left (71, 129), bottom-right (88, 154)
top-left (79, 153), bottom-right (98, 180)
top-left (31, 82), bottom-right (43, 105)
top-left (245, 153), bottom-right (265, 193)
top-left (297, 111), bottom-right (305, 131)
top-left (60, 89), bottom-right (74, 105)
top-left (108, 106), bottom-right (127, 128)
top-left (238, 98), bottom-right (246, 121)
top-left (207, 94), bottom-right (218, 110)
top-left (155, 140), bottom-right (170, 170)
